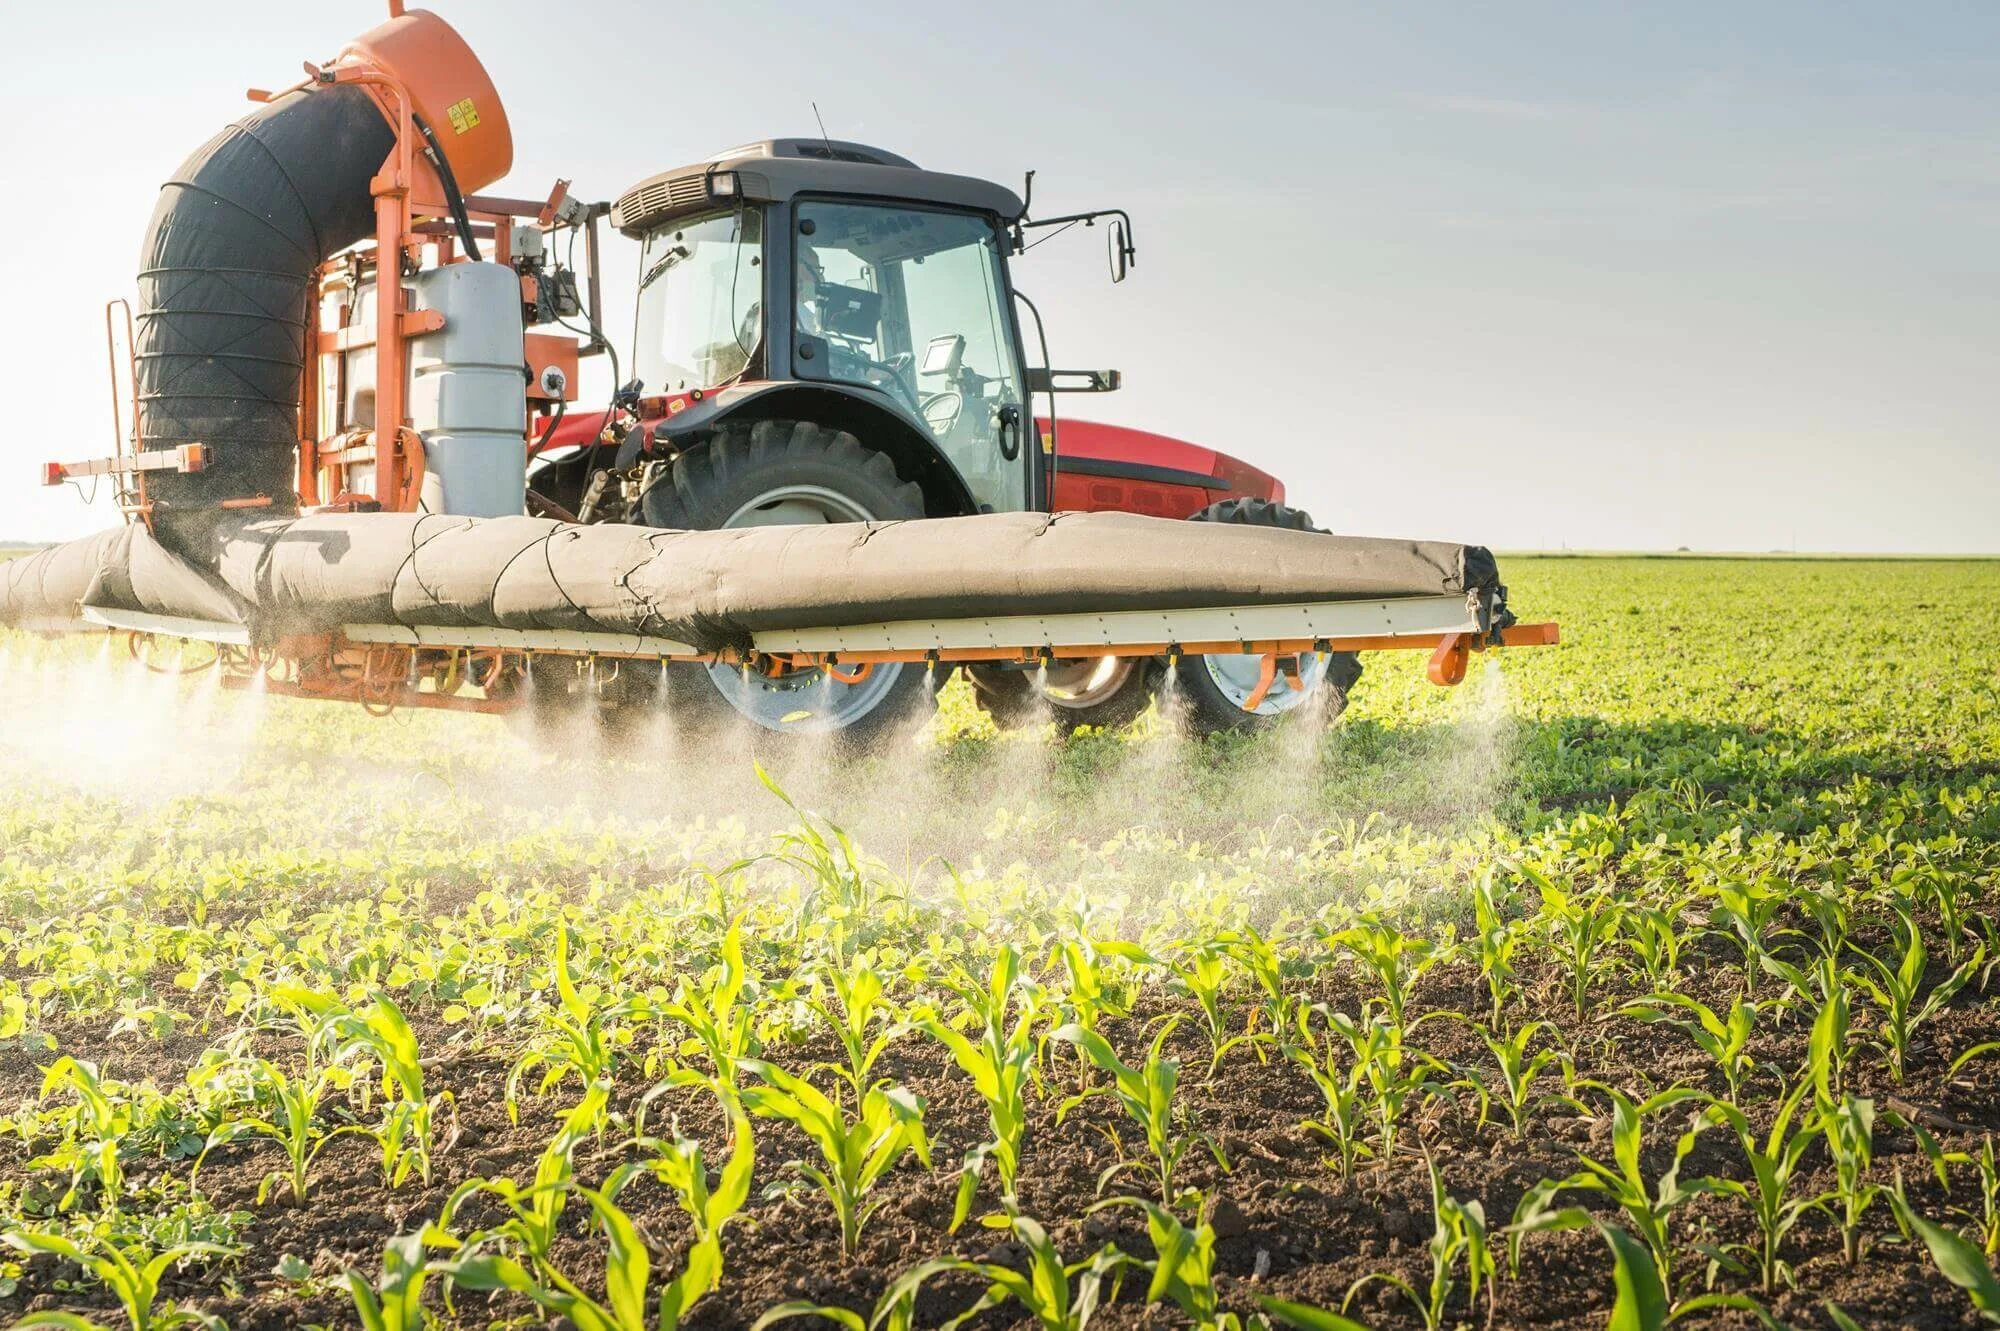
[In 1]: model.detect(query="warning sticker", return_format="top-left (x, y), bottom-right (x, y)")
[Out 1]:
top-left (446, 98), bottom-right (481, 134)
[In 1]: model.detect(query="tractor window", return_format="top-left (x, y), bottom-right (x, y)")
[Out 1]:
top-left (795, 202), bottom-right (1027, 513)
top-left (632, 207), bottom-right (763, 394)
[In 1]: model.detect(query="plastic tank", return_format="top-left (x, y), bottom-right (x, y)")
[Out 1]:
top-left (407, 262), bottom-right (527, 517)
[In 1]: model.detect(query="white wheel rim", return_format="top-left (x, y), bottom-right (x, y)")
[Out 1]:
top-left (1201, 650), bottom-right (1329, 717)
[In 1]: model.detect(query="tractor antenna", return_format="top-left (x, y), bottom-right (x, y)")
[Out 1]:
top-left (811, 101), bottom-right (834, 155)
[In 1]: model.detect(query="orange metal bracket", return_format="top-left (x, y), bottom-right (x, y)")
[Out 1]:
top-left (1240, 653), bottom-right (1280, 711)
top-left (1427, 633), bottom-right (1471, 687)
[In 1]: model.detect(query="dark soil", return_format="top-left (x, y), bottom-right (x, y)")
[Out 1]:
top-left (3, 942), bottom-right (1996, 1330)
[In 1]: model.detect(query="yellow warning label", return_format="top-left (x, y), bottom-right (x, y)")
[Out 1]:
top-left (1041, 432), bottom-right (1054, 452)
top-left (446, 98), bottom-right (480, 134)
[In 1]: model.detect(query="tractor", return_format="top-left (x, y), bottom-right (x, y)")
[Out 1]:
top-left (524, 138), bottom-right (1356, 742)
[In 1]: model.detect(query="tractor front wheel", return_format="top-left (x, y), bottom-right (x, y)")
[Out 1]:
top-left (639, 419), bottom-right (943, 751)
top-left (1148, 497), bottom-right (1363, 737)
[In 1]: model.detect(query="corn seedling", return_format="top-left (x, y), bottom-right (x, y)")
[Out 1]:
top-left (1456, 1018), bottom-right (1575, 1139)
top-left (1, 1228), bottom-right (231, 1331)
top-left (1850, 910), bottom-right (1986, 1082)
top-left (441, 1184), bottom-right (722, 1331)
top-left (195, 1055), bottom-right (361, 1205)
top-left (1471, 867), bottom-right (1524, 1024)
top-left (661, 916), bottom-right (761, 1090)
top-left (1053, 1017), bottom-right (1207, 1204)
top-left (506, 925), bottom-right (642, 1124)
top-left (1214, 925), bottom-right (1301, 1062)
top-left (1891, 1184), bottom-right (2000, 1326)
top-left (866, 1213), bottom-right (1127, 1331)
top-left (344, 1231), bottom-right (433, 1331)
top-left (1817, 1092), bottom-right (1879, 1266)
top-left (1325, 916), bottom-right (1437, 1032)
top-left (804, 950), bottom-right (912, 1106)
top-left (32, 1057), bottom-right (130, 1211)
top-left (339, 995), bottom-right (453, 1187)
top-left (1700, 1080), bottom-right (1824, 1293)
top-left (1289, 1005), bottom-right (1370, 1178)
top-left (1091, 1195), bottom-right (1238, 1331)
top-left (439, 1082), bottom-right (610, 1271)
top-left (1166, 942), bottom-right (1234, 1076)
top-left (1617, 993), bottom-right (1760, 1100)
top-left (1323, 1006), bottom-right (1452, 1169)
top-left (737, 1057), bottom-right (931, 1256)
top-left (1510, 1086), bottom-right (1714, 1291)
top-left (921, 945), bottom-right (1041, 1229)
top-left (1343, 1154), bottom-right (1493, 1331)
top-left (619, 1087), bottom-right (755, 1251)
top-left (1531, 872), bottom-right (1624, 1020)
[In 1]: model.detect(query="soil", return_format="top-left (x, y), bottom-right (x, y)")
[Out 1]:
top-left (3, 937), bottom-right (1996, 1331)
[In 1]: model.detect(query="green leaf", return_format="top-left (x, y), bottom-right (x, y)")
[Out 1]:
top-left (1255, 1295), bottom-right (1375, 1331)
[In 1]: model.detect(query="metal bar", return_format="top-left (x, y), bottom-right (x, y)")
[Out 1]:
top-left (79, 605), bottom-right (252, 645)
top-left (222, 674), bottom-right (514, 716)
top-left (343, 622), bottom-right (702, 657)
top-left (759, 594), bottom-right (1482, 655)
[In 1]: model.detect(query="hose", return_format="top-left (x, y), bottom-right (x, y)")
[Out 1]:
top-left (412, 112), bottom-right (482, 263)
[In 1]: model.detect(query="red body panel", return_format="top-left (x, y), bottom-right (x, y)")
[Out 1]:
top-left (532, 399), bottom-right (1286, 520)
top-left (1041, 417), bottom-right (1283, 518)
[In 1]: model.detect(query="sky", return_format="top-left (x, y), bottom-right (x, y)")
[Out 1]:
top-left (1, 0), bottom-right (1995, 552)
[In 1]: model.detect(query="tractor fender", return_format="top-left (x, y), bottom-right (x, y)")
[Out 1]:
top-left (630, 381), bottom-right (981, 517)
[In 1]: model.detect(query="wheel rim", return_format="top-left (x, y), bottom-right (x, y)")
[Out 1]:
top-left (1199, 651), bottom-right (1330, 717)
top-left (705, 482), bottom-right (907, 733)
top-left (1039, 657), bottom-right (1137, 711)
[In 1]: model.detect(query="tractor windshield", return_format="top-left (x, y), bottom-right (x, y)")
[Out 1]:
top-left (794, 201), bottom-right (1028, 512)
top-left (632, 207), bottom-right (764, 394)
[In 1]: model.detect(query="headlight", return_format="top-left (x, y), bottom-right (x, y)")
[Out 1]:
top-left (708, 171), bottom-right (738, 198)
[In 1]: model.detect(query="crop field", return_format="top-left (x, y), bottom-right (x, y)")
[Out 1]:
top-left (1, 556), bottom-right (1997, 1331)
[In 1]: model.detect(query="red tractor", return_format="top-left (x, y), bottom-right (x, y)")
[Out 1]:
top-left (526, 139), bottom-right (1354, 741)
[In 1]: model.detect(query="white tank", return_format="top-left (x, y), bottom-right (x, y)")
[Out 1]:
top-left (407, 262), bottom-right (527, 517)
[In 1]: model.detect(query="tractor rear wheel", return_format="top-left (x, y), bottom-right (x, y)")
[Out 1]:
top-left (639, 419), bottom-right (943, 750)
top-left (1148, 497), bottom-right (1363, 737)
top-left (967, 657), bottom-right (1154, 734)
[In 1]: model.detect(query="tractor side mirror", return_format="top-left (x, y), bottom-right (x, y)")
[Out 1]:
top-left (1107, 218), bottom-right (1131, 283)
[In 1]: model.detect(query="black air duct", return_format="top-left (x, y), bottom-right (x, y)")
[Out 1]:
top-left (135, 86), bottom-right (394, 554)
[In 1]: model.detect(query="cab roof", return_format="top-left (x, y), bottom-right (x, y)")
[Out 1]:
top-left (611, 139), bottom-right (1025, 237)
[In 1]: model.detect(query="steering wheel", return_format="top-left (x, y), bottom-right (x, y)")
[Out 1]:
top-left (919, 390), bottom-right (963, 437)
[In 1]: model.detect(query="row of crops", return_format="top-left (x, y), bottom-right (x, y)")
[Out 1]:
top-left (2, 557), bottom-right (1997, 1329)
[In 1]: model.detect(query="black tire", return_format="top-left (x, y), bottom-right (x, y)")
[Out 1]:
top-left (967, 660), bottom-right (1155, 735)
top-left (638, 419), bottom-right (940, 752)
top-left (1148, 498), bottom-right (1363, 737)
top-left (641, 418), bottom-right (921, 530)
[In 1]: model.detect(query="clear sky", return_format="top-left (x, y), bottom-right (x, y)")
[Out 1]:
top-left (2, 0), bottom-right (1994, 552)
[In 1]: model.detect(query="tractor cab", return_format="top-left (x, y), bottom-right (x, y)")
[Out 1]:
top-left (613, 140), bottom-right (1060, 517)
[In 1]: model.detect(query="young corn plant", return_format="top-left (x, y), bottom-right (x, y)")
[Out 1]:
top-left (195, 1056), bottom-right (361, 1205)
top-left (1617, 992), bottom-right (1761, 1100)
top-left (1510, 1086), bottom-right (1715, 1293)
top-left (874, 1213), bottom-right (1128, 1331)
top-left (1053, 1017), bottom-right (1206, 1205)
top-left (1456, 1019), bottom-right (1576, 1139)
top-left (1530, 872), bottom-right (1624, 1020)
top-left (1289, 1005), bottom-right (1370, 1178)
top-left (1472, 869), bottom-right (1526, 1024)
top-left (1346, 1157), bottom-right (1494, 1331)
top-left (1214, 925), bottom-right (1302, 1062)
top-left (32, 1057), bottom-right (132, 1210)
top-left (440, 1082), bottom-right (611, 1273)
top-left (1817, 1092), bottom-right (1880, 1266)
top-left (1700, 1081), bottom-right (1824, 1293)
top-left (344, 1231), bottom-right (433, 1331)
top-left (1503, 1207), bottom-right (1770, 1330)
top-left (1890, 1184), bottom-right (2000, 1327)
top-left (736, 1057), bottom-right (932, 1257)
top-left (921, 945), bottom-right (1042, 1228)
top-left (1850, 909), bottom-right (1986, 1082)
top-left (1091, 1195), bottom-right (1239, 1331)
top-left (340, 995), bottom-right (453, 1188)
top-left (1325, 917), bottom-right (1438, 1033)
top-left (617, 1088), bottom-right (755, 1251)
top-left (803, 949), bottom-right (911, 1106)
top-left (441, 1184), bottom-right (724, 1331)
top-left (661, 916), bottom-right (761, 1091)
top-left (1326, 1006), bottom-right (1452, 1170)
top-left (1166, 941), bottom-right (1234, 1076)
top-left (506, 925), bottom-right (642, 1124)
top-left (1, 1229), bottom-right (232, 1331)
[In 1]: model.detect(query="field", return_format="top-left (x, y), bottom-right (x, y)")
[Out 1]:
top-left (2, 556), bottom-right (1998, 1331)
